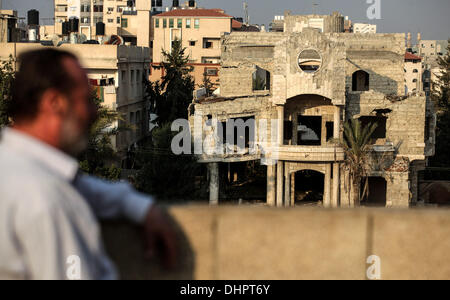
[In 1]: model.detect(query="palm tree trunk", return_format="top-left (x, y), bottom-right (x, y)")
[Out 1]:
top-left (351, 178), bottom-right (361, 207)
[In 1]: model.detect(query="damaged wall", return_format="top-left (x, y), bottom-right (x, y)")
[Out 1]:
top-left (190, 27), bottom-right (435, 208)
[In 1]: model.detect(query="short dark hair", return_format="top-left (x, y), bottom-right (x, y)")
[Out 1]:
top-left (10, 49), bottom-right (78, 121)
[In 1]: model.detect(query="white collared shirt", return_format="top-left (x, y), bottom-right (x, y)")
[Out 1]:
top-left (0, 128), bottom-right (153, 280)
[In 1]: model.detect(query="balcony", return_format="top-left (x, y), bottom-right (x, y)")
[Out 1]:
top-left (273, 145), bottom-right (345, 162)
top-left (123, 11), bottom-right (137, 16)
top-left (198, 144), bottom-right (345, 163)
top-left (122, 7), bottom-right (137, 15)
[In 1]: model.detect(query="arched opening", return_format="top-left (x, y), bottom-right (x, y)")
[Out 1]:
top-left (294, 170), bottom-right (324, 206)
top-left (352, 70), bottom-right (370, 91)
top-left (252, 66), bottom-right (270, 91)
top-left (360, 177), bottom-right (387, 207)
top-left (284, 94), bottom-right (334, 146)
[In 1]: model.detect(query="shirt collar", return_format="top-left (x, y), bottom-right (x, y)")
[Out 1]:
top-left (0, 128), bottom-right (79, 181)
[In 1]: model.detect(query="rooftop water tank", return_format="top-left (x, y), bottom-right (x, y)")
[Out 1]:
top-left (27, 9), bottom-right (39, 26)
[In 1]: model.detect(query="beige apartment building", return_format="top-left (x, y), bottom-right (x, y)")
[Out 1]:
top-left (419, 40), bottom-right (448, 62)
top-left (54, 0), bottom-right (152, 47)
top-left (417, 39), bottom-right (448, 95)
top-left (0, 9), bottom-right (19, 43)
top-left (404, 52), bottom-right (422, 95)
top-left (0, 43), bottom-right (151, 158)
top-left (150, 8), bottom-right (233, 87)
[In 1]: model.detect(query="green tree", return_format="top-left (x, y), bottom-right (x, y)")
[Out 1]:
top-left (200, 71), bottom-right (216, 97)
top-left (78, 91), bottom-right (122, 180)
top-left (134, 123), bottom-right (200, 200)
top-left (149, 39), bottom-right (195, 124)
top-left (0, 56), bottom-right (14, 128)
top-left (136, 39), bottom-right (200, 200)
top-left (341, 119), bottom-right (377, 206)
top-left (431, 39), bottom-right (450, 167)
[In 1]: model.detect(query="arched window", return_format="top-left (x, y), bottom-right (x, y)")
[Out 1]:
top-left (352, 70), bottom-right (370, 92)
top-left (413, 69), bottom-right (419, 73)
top-left (413, 79), bottom-right (417, 83)
top-left (252, 66), bottom-right (270, 91)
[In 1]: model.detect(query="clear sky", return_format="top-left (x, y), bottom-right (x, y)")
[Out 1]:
top-left (2, 0), bottom-right (449, 40)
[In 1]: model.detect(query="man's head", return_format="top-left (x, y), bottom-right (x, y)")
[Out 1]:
top-left (10, 49), bottom-right (97, 156)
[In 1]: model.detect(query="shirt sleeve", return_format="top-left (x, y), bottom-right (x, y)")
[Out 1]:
top-left (73, 174), bottom-right (154, 223)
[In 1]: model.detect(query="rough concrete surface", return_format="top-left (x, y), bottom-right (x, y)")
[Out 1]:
top-left (102, 206), bottom-right (450, 280)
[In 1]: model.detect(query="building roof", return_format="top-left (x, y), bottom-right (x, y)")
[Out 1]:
top-left (155, 8), bottom-right (232, 18)
top-left (405, 52), bottom-right (422, 61)
top-left (232, 24), bottom-right (260, 32)
top-left (232, 19), bottom-right (242, 29)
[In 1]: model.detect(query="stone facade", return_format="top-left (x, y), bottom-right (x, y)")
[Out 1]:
top-left (189, 14), bottom-right (436, 208)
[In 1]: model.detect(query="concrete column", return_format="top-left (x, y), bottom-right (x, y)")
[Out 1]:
top-left (276, 105), bottom-right (285, 208)
top-left (276, 161), bottom-right (284, 207)
top-left (334, 106), bottom-right (341, 140)
top-left (291, 173), bottom-right (296, 206)
top-left (284, 165), bottom-right (291, 207)
top-left (324, 164), bottom-right (332, 208)
top-left (267, 163), bottom-right (276, 206)
top-left (321, 120), bottom-right (327, 145)
top-left (276, 105), bottom-right (284, 146)
top-left (292, 114), bottom-right (298, 145)
top-left (332, 163), bottom-right (340, 208)
top-left (209, 162), bottom-right (219, 205)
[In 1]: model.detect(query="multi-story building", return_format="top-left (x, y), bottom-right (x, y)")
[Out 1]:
top-left (417, 39), bottom-right (448, 95)
top-left (0, 9), bottom-right (19, 43)
top-left (54, 0), bottom-right (153, 47)
top-left (189, 12), bottom-right (436, 208)
top-left (150, 4), bottom-right (233, 87)
top-left (343, 16), bottom-right (352, 33)
top-left (353, 23), bottom-right (377, 34)
top-left (404, 52), bottom-right (422, 95)
top-left (269, 15), bottom-right (284, 32)
top-left (419, 40), bottom-right (448, 62)
top-left (0, 43), bottom-right (151, 160)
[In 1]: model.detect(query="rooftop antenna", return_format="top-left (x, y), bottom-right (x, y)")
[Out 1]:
top-left (243, 2), bottom-right (249, 25)
top-left (313, 3), bottom-right (319, 15)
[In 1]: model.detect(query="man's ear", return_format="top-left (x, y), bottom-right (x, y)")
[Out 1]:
top-left (39, 89), bottom-right (70, 116)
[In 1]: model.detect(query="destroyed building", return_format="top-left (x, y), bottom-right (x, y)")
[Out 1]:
top-left (189, 12), bottom-right (436, 208)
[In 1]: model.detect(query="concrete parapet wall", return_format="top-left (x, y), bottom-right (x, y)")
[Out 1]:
top-left (102, 206), bottom-right (450, 280)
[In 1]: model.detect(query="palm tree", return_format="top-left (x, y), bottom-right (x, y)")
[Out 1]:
top-left (342, 118), bottom-right (378, 207)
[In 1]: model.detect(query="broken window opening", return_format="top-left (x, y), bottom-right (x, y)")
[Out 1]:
top-left (352, 70), bottom-right (370, 92)
top-left (252, 66), bottom-right (270, 91)
top-left (326, 121), bottom-right (334, 142)
top-left (221, 116), bottom-right (256, 149)
top-left (359, 116), bottom-right (387, 140)
top-left (297, 116), bottom-right (322, 146)
top-left (284, 120), bottom-right (293, 141)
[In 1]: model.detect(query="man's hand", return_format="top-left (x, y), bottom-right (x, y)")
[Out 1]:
top-left (143, 205), bottom-right (178, 269)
